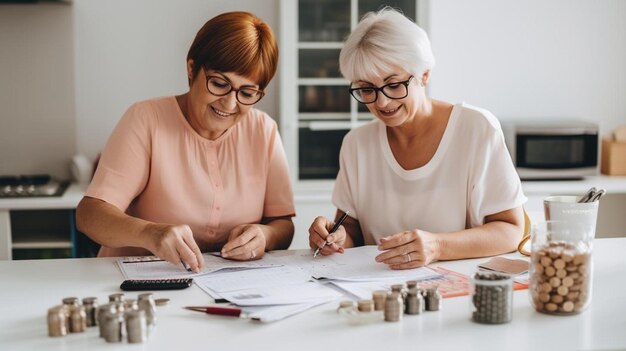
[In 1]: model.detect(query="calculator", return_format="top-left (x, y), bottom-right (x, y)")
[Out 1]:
top-left (119, 278), bottom-right (193, 291)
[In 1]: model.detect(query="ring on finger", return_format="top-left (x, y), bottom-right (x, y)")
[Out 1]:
top-left (405, 253), bottom-right (411, 263)
top-left (251, 250), bottom-right (256, 259)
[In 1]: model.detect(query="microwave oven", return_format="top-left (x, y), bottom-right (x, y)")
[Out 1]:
top-left (502, 119), bottom-right (599, 180)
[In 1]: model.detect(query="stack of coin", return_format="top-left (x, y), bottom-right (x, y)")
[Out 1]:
top-left (125, 310), bottom-right (148, 343)
top-left (372, 291), bottom-right (387, 311)
top-left (405, 287), bottom-right (424, 315)
top-left (69, 305), bottom-right (87, 333)
top-left (101, 310), bottom-right (124, 343)
top-left (337, 300), bottom-right (357, 313)
top-left (384, 292), bottom-right (403, 322)
top-left (82, 297), bottom-right (98, 327)
top-left (47, 306), bottom-right (68, 337)
top-left (425, 286), bottom-right (442, 311)
top-left (138, 293), bottom-right (157, 330)
top-left (98, 303), bottom-right (118, 338)
top-left (530, 241), bottom-right (591, 314)
top-left (357, 299), bottom-right (374, 312)
top-left (471, 272), bottom-right (512, 324)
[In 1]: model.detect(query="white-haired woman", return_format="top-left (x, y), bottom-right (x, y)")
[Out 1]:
top-left (308, 8), bottom-right (526, 269)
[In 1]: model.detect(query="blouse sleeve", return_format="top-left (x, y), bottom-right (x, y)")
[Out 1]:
top-left (263, 123), bottom-right (296, 217)
top-left (332, 132), bottom-right (359, 220)
top-left (85, 102), bottom-right (153, 212)
top-left (468, 117), bottom-right (527, 227)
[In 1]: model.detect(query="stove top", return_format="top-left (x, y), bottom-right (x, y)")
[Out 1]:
top-left (0, 175), bottom-right (69, 198)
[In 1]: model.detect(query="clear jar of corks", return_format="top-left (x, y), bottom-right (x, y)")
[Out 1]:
top-left (529, 221), bottom-right (593, 315)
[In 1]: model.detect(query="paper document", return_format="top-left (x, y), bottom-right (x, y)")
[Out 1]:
top-left (220, 281), bottom-right (342, 306)
top-left (116, 253), bottom-right (283, 280)
top-left (311, 246), bottom-right (442, 282)
top-left (194, 265), bottom-right (311, 293)
top-left (245, 299), bottom-right (335, 323)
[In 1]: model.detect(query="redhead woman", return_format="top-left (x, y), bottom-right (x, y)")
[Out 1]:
top-left (77, 12), bottom-right (295, 272)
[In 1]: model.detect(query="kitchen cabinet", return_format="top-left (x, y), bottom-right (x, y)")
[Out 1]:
top-left (0, 184), bottom-right (93, 260)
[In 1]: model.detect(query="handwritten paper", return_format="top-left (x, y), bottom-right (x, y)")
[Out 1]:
top-left (311, 246), bottom-right (442, 282)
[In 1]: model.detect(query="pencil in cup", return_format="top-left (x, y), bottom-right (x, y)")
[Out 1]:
top-left (313, 211), bottom-right (350, 258)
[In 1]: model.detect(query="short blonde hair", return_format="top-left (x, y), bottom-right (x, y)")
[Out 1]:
top-left (339, 7), bottom-right (435, 82)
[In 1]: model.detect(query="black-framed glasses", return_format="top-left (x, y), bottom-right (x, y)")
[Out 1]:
top-left (349, 76), bottom-right (414, 104)
top-left (204, 70), bottom-right (265, 105)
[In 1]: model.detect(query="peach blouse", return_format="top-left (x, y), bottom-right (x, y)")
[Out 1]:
top-left (86, 97), bottom-right (295, 256)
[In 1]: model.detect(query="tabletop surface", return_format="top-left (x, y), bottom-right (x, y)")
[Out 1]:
top-left (1, 238), bottom-right (625, 351)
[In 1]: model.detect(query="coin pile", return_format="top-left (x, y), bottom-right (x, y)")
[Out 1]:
top-left (336, 280), bottom-right (442, 324)
top-left (425, 287), bottom-right (441, 311)
top-left (530, 241), bottom-right (591, 314)
top-left (471, 272), bottom-right (513, 324)
top-left (384, 292), bottom-right (403, 322)
top-left (405, 287), bottom-right (424, 315)
top-left (47, 292), bottom-right (161, 344)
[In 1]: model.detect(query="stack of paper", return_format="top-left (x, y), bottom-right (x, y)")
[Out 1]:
top-left (116, 246), bottom-right (443, 322)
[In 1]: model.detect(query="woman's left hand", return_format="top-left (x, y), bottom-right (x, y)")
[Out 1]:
top-left (221, 224), bottom-right (267, 260)
top-left (375, 229), bottom-right (439, 269)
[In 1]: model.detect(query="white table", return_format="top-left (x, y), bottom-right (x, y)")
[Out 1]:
top-left (0, 238), bottom-right (624, 351)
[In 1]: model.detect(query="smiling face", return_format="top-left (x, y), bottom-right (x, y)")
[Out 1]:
top-left (353, 69), bottom-right (428, 128)
top-left (185, 62), bottom-right (260, 140)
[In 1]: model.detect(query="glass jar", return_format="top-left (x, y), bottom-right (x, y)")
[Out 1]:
top-left (470, 272), bottom-right (513, 324)
top-left (529, 221), bottom-right (593, 315)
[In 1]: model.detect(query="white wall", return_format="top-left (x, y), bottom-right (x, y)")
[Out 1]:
top-left (428, 0), bottom-right (626, 135)
top-left (0, 3), bottom-right (75, 179)
top-left (2, 0), bottom-right (624, 178)
top-left (74, 0), bottom-right (279, 161)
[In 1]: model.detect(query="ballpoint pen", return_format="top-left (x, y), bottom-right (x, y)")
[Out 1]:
top-left (180, 259), bottom-right (193, 272)
top-left (185, 306), bottom-right (248, 318)
top-left (313, 211), bottom-right (350, 258)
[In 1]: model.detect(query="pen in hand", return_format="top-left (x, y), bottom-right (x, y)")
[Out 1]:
top-left (313, 211), bottom-right (350, 258)
top-left (180, 259), bottom-right (193, 272)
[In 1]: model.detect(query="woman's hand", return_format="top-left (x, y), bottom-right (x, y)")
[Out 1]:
top-left (375, 229), bottom-right (440, 269)
top-left (308, 216), bottom-right (346, 256)
top-left (221, 224), bottom-right (267, 260)
top-left (146, 223), bottom-right (205, 272)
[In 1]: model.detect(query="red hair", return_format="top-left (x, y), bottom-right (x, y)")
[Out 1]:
top-left (187, 11), bottom-right (278, 90)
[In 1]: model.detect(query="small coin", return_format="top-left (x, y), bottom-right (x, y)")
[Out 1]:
top-left (155, 298), bottom-right (170, 306)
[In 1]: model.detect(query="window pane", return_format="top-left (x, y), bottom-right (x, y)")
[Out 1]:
top-left (299, 0), bottom-right (351, 42)
top-left (299, 86), bottom-right (350, 113)
top-left (299, 128), bottom-right (349, 179)
top-left (299, 49), bottom-right (342, 78)
top-left (358, 0), bottom-right (416, 21)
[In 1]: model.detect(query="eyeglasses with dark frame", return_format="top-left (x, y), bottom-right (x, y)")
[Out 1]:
top-left (349, 75), bottom-right (414, 104)
top-left (204, 69), bottom-right (265, 105)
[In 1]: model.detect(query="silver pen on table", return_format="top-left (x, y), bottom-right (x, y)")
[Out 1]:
top-left (313, 211), bottom-right (350, 258)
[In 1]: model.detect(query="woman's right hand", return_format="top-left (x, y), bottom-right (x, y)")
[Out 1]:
top-left (145, 224), bottom-right (205, 272)
top-left (308, 216), bottom-right (346, 256)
